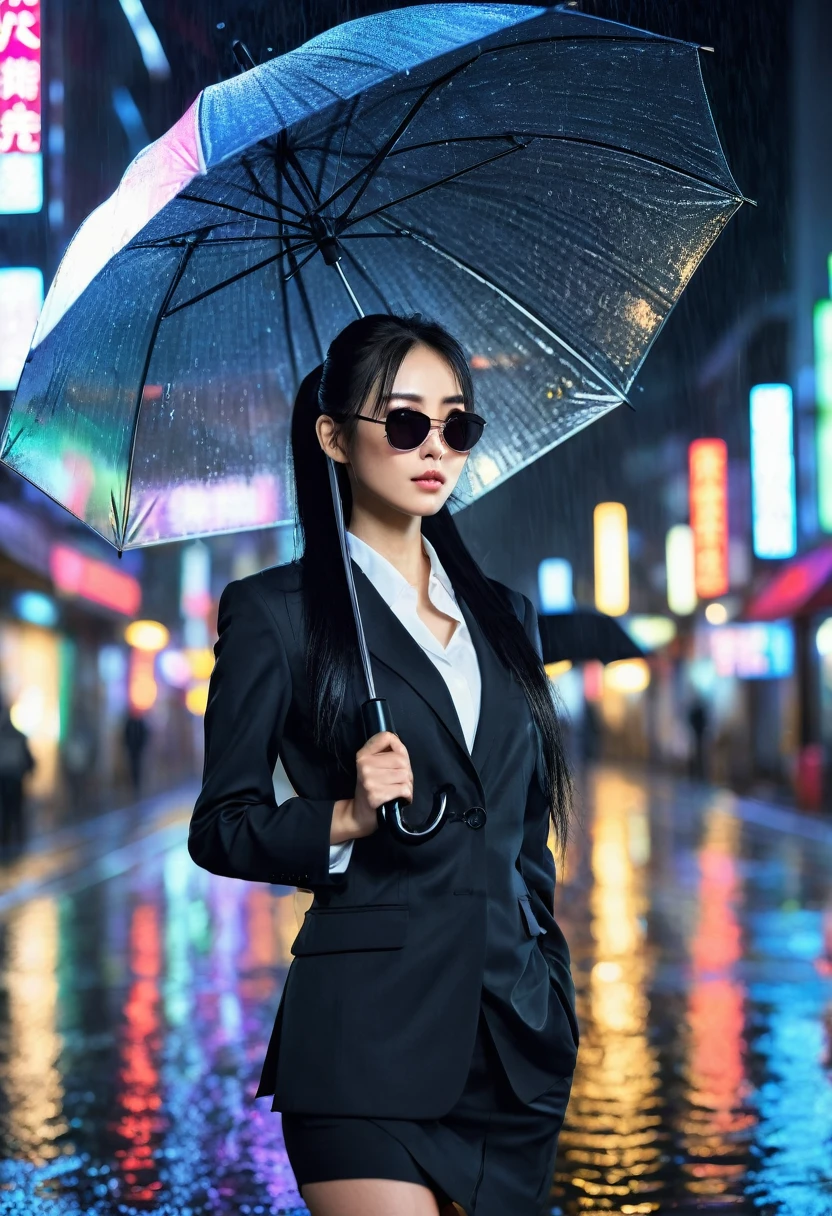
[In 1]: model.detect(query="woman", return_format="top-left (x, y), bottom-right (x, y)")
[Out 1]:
top-left (188, 313), bottom-right (579, 1216)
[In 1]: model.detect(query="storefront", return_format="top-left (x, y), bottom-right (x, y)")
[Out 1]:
top-left (0, 501), bottom-right (143, 815)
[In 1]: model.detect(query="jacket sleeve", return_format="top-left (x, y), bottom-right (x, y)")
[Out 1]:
top-left (188, 577), bottom-right (342, 888)
top-left (517, 592), bottom-right (557, 918)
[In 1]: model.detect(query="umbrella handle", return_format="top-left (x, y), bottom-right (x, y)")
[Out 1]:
top-left (361, 699), bottom-right (451, 845)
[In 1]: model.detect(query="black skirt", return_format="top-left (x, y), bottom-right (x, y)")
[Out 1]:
top-left (281, 1009), bottom-right (573, 1215)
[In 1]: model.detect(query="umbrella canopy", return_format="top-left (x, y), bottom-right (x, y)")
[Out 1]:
top-left (0, 3), bottom-right (747, 550)
top-left (538, 610), bottom-right (645, 666)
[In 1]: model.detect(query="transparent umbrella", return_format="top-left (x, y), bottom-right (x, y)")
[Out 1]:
top-left (0, 2), bottom-right (748, 840)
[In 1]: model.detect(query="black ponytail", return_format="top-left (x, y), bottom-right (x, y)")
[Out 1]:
top-left (289, 314), bottom-right (572, 850)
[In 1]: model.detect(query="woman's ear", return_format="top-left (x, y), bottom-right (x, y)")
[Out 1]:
top-left (315, 414), bottom-right (349, 465)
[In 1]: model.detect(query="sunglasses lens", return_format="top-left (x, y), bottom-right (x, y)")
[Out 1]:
top-left (443, 411), bottom-right (484, 452)
top-left (385, 409), bottom-right (431, 450)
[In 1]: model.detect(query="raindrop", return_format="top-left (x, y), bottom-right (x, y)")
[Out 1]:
top-left (216, 22), bottom-right (225, 30)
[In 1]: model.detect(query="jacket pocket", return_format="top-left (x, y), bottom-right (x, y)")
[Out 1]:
top-left (512, 868), bottom-right (546, 938)
top-left (291, 904), bottom-right (409, 956)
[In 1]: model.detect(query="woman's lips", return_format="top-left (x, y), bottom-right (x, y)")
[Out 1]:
top-left (412, 474), bottom-right (445, 490)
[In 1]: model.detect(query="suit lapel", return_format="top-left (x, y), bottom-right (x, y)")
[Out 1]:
top-left (350, 560), bottom-right (514, 795)
top-left (456, 593), bottom-right (504, 775)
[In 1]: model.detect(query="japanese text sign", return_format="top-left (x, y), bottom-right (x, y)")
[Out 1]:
top-left (689, 439), bottom-right (729, 599)
top-left (0, 0), bottom-right (41, 155)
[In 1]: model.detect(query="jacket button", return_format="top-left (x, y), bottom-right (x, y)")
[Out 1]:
top-left (464, 806), bottom-right (487, 830)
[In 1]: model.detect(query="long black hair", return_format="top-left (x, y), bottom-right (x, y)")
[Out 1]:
top-left (290, 313), bottom-right (572, 849)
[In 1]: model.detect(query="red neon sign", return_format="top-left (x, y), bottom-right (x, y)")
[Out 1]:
top-left (690, 439), bottom-right (729, 599)
top-left (0, 1), bottom-right (41, 154)
top-left (745, 545), bottom-right (832, 621)
top-left (50, 545), bottom-right (142, 616)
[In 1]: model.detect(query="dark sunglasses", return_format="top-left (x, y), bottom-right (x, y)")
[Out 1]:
top-left (353, 407), bottom-right (487, 453)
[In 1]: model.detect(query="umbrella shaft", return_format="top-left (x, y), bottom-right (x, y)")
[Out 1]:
top-left (326, 255), bottom-right (375, 697)
top-left (333, 261), bottom-right (365, 319)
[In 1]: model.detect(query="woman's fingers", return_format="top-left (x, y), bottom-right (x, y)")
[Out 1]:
top-left (361, 730), bottom-right (408, 756)
top-left (354, 732), bottom-right (414, 815)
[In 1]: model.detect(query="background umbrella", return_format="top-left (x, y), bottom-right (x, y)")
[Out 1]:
top-left (538, 610), bottom-right (645, 667)
top-left (0, 3), bottom-right (747, 840)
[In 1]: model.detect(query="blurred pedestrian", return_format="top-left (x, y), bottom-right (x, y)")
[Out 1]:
top-left (123, 711), bottom-right (149, 794)
top-left (62, 717), bottom-right (97, 818)
top-left (0, 702), bottom-right (35, 857)
top-left (581, 699), bottom-right (602, 765)
top-left (688, 698), bottom-right (709, 782)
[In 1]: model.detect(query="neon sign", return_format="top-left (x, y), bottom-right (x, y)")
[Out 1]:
top-left (666, 524), bottom-right (697, 615)
top-left (708, 622), bottom-right (793, 680)
top-left (50, 544), bottom-right (141, 616)
top-left (538, 558), bottom-right (573, 613)
top-left (814, 299), bottom-right (832, 532)
top-left (0, 265), bottom-right (42, 389)
top-left (750, 384), bottom-right (796, 559)
top-left (594, 502), bottom-right (629, 617)
top-left (0, 0), bottom-right (42, 214)
top-left (689, 439), bottom-right (728, 599)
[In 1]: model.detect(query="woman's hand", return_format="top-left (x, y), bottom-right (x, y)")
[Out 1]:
top-left (330, 731), bottom-right (414, 844)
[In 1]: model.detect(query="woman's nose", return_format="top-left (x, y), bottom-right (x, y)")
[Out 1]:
top-left (419, 424), bottom-right (446, 456)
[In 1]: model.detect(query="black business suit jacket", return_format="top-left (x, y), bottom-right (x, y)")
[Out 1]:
top-left (188, 557), bottom-right (579, 1118)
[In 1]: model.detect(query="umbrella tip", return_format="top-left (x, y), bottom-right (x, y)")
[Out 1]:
top-left (232, 40), bottom-right (257, 72)
top-left (699, 45), bottom-right (715, 53)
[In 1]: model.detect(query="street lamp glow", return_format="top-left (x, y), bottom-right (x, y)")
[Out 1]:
top-left (594, 502), bottom-right (629, 617)
top-left (750, 384), bottom-right (796, 559)
top-left (666, 525), bottom-right (697, 615)
top-left (625, 615), bottom-right (677, 650)
top-left (124, 619), bottom-right (169, 652)
top-left (816, 618), bottom-right (832, 657)
top-left (705, 602), bottom-right (729, 625)
top-left (604, 658), bottom-right (650, 693)
top-left (186, 647), bottom-right (215, 680)
top-left (544, 660), bottom-right (573, 680)
top-left (186, 682), bottom-right (210, 717)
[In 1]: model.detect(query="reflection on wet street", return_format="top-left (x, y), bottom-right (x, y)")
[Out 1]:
top-left (1, 767), bottom-right (831, 1216)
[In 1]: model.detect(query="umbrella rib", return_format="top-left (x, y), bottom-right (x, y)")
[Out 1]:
top-left (120, 236), bottom-right (203, 551)
top-left (275, 130), bottom-right (318, 214)
top-left (339, 243), bottom-right (396, 315)
top-left (162, 241), bottom-right (313, 318)
top-left (132, 233), bottom-right (292, 249)
top-left (275, 151), bottom-right (302, 391)
top-left (287, 248), bottom-right (326, 362)
top-left (238, 155), bottom-right (287, 218)
top-left (324, 94), bottom-right (362, 202)
top-left (345, 139), bottom-right (527, 228)
top-left (178, 193), bottom-right (289, 226)
top-left (321, 57), bottom-right (473, 221)
top-left (384, 131), bottom-right (748, 203)
top-left (128, 221), bottom-right (234, 249)
top-left (316, 29), bottom-right (713, 222)
top-left (380, 216), bottom-right (629, 406)
top-left (285, 144), bottom-right (322, 208)
top-left (224, 165), bottom-right (305, 217)
top-left (282, 245), bottom-right (318, 281)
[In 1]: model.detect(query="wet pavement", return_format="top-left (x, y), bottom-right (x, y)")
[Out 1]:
top-left (1, 766), bottom-right (831, 1215)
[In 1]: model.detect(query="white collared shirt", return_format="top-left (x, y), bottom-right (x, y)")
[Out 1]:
top-left (328, 530), bottom-right (482, 873)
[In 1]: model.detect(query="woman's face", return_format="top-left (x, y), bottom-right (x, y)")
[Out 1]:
top-left (317, 343), bottom-right (471, 519)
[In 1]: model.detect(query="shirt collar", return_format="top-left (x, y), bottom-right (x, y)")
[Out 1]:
top-left (346, 530), bottom-right (461, 621)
